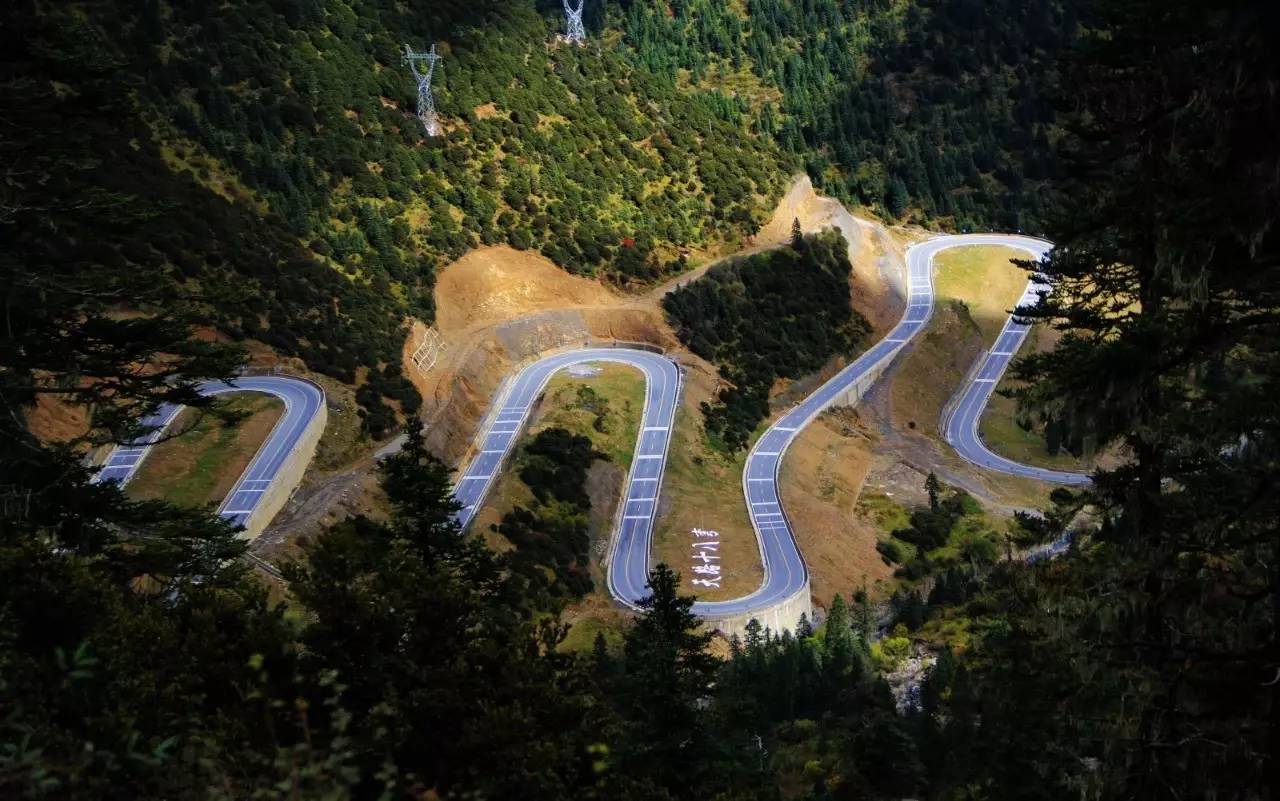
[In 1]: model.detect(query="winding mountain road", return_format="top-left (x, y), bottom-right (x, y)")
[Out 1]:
top-left (96, 236), bottom-right (1084, 620)
top-left (93, 375), bottom-right (326, 530)
top-left (452, 348), bottom-right (680, 608)
top-left (453, 234), bottom-right (1089, 625)
top-left (926, 236), bottom-right (1091, 485)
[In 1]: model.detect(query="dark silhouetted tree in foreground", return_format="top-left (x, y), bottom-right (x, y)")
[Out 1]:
top-left (929, 0), bottom-right (1280, 797)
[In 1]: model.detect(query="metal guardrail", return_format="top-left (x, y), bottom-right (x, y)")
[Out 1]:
top-left (244, 552), bottom-right (284, 580)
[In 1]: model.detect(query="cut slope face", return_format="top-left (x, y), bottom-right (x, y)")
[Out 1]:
top-left (434, 246), bottom-right (619, 332)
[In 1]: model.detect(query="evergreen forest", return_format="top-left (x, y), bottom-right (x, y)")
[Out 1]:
top-left (4, 0), bottom-right (1079, 432)
top-left (663, 228), bottom-right (870, 450)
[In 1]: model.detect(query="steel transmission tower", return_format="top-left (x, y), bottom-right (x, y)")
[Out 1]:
top-left (403, 43), bottom-right (442, 136)
top-left (563, 0), bottom-right (586, 44)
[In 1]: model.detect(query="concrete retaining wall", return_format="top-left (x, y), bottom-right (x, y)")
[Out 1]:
top-left (829, 343), bottom-right (908, 410)
top-left (239, 397), bottom-right (327, 540)
top-left (699, 582), bottom-right (814, 639)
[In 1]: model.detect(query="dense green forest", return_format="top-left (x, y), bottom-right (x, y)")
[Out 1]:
top-left (619, 0), bottom-right (1072, 230)
top-left (663, 228), bottom-right (870, 449)
top-left (3, 0), bottom-right (1278, 798)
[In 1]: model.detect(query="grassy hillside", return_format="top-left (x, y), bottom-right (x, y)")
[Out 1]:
top-left (127, 394), bottom-right (284, 509)
top-left (9, 0), bottom-right (790, 436)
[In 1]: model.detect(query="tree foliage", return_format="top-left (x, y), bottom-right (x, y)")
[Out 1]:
top-left (663, 229), bottom-right (870, 449)
top-left (619, 0), bottom-right (1075, 230)
top-left (924, 0), bottom-right (1280, 796)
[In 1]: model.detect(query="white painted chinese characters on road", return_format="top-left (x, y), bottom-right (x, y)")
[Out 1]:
top-left (690, 527), bottom-right (721, 589)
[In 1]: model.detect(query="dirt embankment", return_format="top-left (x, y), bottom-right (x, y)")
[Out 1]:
top-left (413, 260), bottom-right (677, 468)
top-left (25, 392), bottom-right (91, 445)
top-left (778, 407), bottom-right (894, 608)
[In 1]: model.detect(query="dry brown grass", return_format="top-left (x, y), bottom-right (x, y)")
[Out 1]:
top-left (889, 301), bottom-right (986, 438)
top-left (890, 245), bottom-right (1025, 436)
top-left (778, 407), bottom-right (895, 608)
top-left (932, 245), bottom-right (1030, 337)
top-left (433, 246), bottom-right (617, 333)
top-left (127, 393), bottom-right (283, 509)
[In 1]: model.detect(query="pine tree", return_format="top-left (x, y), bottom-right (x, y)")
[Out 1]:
top-left (822, 594), bottom-right (857, 680)
top-left (887, 176), bottom-right (910, 218)
top-left (288, 425), bottom-right (597, 799)
top-left (959, 0), bottom-right (1280, 796)
top-left (851, 585), bottom-right (876, 641)
top-left (795, 612), bottom-right (814, 639)
top-left (591, 631), bottom-right (613, 681)
top-left (618, 564), bottom-right (722, 796)
top-left (924, 471), bottom-right (941, 511)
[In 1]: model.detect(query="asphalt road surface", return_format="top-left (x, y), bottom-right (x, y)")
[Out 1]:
top-left (455, 243), bottom-right (938, 617)
top-left (692, 234), bottom-right (942, 617)
top-left (93, 375), bottom-right (326, 529)
top-left (458, 235), bottom-right (1089, 621)
top-left (924, 235), bottom-right (1090, 486)
top-left (451, 348), bottom-right (680, 609)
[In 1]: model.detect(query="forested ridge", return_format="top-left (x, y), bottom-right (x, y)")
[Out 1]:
top-left (6, 0), bottom-right (1074, 432)
top-left (3, 0), bottom-right (1280, 798)
top-left (621, 0), bottom-right (1072, 230)
top-left (663, 228), bottom-right (870, 450)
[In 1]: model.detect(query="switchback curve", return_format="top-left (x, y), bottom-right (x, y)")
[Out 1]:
top-left (451, 348), bottom-right (681, 608)
top-left (93, 375), bottom-right (327, 530)
top-left (924, 235), bottom-right (1090, 485)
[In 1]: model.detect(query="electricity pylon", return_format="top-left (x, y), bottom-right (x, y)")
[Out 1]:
top-left (564, 0), bottom-right (586, 44)
top-left (403, 43), bottom-right (442, 136)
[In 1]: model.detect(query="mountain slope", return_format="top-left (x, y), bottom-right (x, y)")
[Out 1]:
top-left (620, 0), bottom-right (1075, 230)
top-left (9, 0), bottom-right (791, 434)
